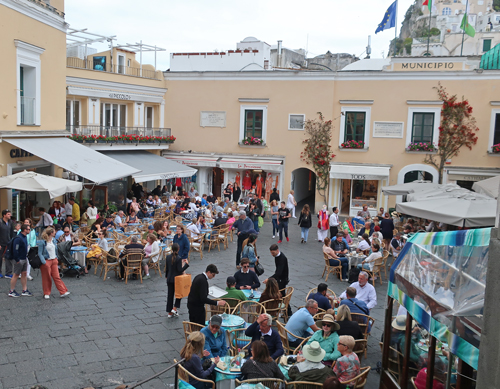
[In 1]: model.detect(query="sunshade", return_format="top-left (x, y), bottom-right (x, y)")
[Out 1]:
top-left (472, 175), bottom-right (499, 199)
top-left (0, 170), bottom-right (82, 198)
top-left (381, 180), bottom-right (439, 196)
top-left (406, 184), bottom-right (472, 202)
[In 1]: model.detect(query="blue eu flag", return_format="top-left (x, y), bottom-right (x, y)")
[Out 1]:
top-left (375, 1), bottom-right (397, 34)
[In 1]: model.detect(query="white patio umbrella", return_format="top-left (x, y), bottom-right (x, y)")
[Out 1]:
top-left (472, 176), bottom-right (499, 199)
top-left (396, 192), bottom-right (497, 227)
top-left (381, 180), bottom-right (439, 196)
top-left (0, 170), bottom-right (82, 198)
top-left (406, 184), bottom-right (472, 202)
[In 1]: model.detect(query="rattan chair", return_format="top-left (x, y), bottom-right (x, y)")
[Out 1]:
top-left (322, 253), bottom-right (342, 282)
top-left (350, 313), bottom-right (374, 358)
top-left (182, 321), bottom-right (204, 341)
top-left (228, 328), bottom-right (252, 356)
top-left (279, 287), bottom-right (294, 322)
top-left (380, 249), bottom-right (390, 279)
top-left (123, 252), bottom-right (144, 284)
top-left (275, 321), bottom-right (310, 354)
top-left (341, 366), bottom-right (371, 389)
top-left (189, 234), bottom-right (203, 260)
top-left (365, 255), bottom-right (384, 286)
top-left (260, 299), bottom-right (282, 322)
top-left (217, 225), bottom-right (230, 250)
top-left (306, 287), bottom-right (337, 302)
top-left (236, 378), bottom-right (285, 388)
top-left (207, 226), bottom-right (222, 252)
top-left (99, 249), bottom-right (120, 281)
top-left (285, 380), bottom-right (323, 389)
top-left (353, 339), bottom-right (367, 362)
top-left (221, 297), bottom-right (241, 309)
top-left (176, 360), bottom-right (215, 389)
top-left (232, 301), bottom-right (265, 324)
top-left (205, 300), bottom-right (231, 321)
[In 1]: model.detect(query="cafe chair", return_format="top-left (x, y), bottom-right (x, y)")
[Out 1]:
top-left (306, 287), bottom-right (337, 302)
top-left (279, 287), bottom-right (294, 322)
top-left (350, 313), bottom-right (374, 358)
top-left (123, 252), bottom-right (144, 284)
top-left (285, 381), bottom-right (323, 389)
top-left (276, 321), bottom-right (310, 355)
top-left (411, 377), bottom-right (418, 389)
top-left (189, 234), bottom-right (204, 260)
top-left (207, 226), bottom-right (222, 252)
top-left (228, 328), bottom-right (252, 356)
top-left (100, 249), bottom-right (120, 281)
top-left (175, 359), bottom-right (215, 389)
top-left (260, 299), bottom-right (282, 323)
top-left (232, 301), bottom-right (265, 324)
top-left (353, 339), bottom-right (367, 362)
top-left (322, 253), bottom-right (342, 282)
top-left (147, 255), bottom-right (162, 277)
top-left (182, 321), bottom-right (204, 342)
top-left (341, 366), bottom-right (371, 389)
top-left (221, 297), bottom-right (241, 309)
top-left (364, 256), bottom-right (384, 286)
top-left (205, 300), bottom-right (231, 320)
top-left (217, 225), bottom-right (230, 250)
top-left (236, 378), bottom-right (285, 387)
top-left (380, 249), bottom-right (390, 279)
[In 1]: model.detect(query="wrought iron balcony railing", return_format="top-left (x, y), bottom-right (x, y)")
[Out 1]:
top-left (66, 57), bottom-right (161, 80)
top-left (67, 125), bottom-right (171, 138)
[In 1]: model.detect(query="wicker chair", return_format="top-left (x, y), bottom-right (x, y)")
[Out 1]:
top-left (217, 225), bottom-right (230, 250)
top-left (353, 339), bottom-right (367, 362)
top-left (306, 287), bottom-right (337, 302)
top-left (280, 287), bottom-right (294, 322)
top-left (341, 366), bottom-right (371, 389)
top-left (285, 381), bottom-right (323, 389)
top-left (236, 378), bottom-right (285, 388)
top-left (228, 328), bottom-right (252, 356)
top-left (176, 360), bottom-right (215, 389)
top-left (123, 252), bottom-right (144, 284)
top-left (99, 249), bottom-right (120, 281)
top-left (365, 255), bottom-right (384, 286)
top-left (380, 249), bottom-right (390, 279)
top-left (275, 321), bottom-right (310, 355)
top-left (182, 321), bottom-right (204, 341)
top-left (221, 297), bottom-right (241, 309)
top-left (232, 301), bottom-right (265, 324)
top-left (207, 226), bottom-right (222, 252)
top-left (350, 313), bottom-right (374, 358)
top-left (205, 300), bottom-right (231, 321)
top-left (322, 253), bottom-right (342, 282)
top-left (260, 299), bottom-right (282, 323)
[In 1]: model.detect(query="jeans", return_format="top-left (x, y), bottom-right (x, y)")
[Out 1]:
top-left (329, 257), bottom-right (349, 279)
top-left (278, 221), bottom-right (288, 241)
top-left (357, 263), bottom-right (371, 271)
top-left (300, 227), bottom-right (310, 242)
top-left (272, 219), bottom-right (278, 236)
top-left (0, 245), bottom-right (12, 276)
top-left (253, 219), bottom-right (260, 232)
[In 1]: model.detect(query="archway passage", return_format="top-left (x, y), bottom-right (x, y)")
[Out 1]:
top-left (404, 170), bottom-right (434, 183)
top-left (291, 168), bottom-right (316, 213)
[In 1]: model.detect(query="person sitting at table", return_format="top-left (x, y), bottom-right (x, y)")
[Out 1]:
top-left (142, 233), bottom-right (160, 280)
top-left (357, 221), bottom-right (374, 237)
top-left (306, 314), bottom-right (341, 365)
top-left (200, 194), bottom-right (208, 206)
top-left (335, 305), bottom-right (364, 340)
top-left (288, 341), bottom-right (335, 384)
top-left (245, 313), bottom-right (284, 359)
top-left (343, 229), bottom-right (352, 245)
top-left (61, 215), bottom-right (76, 232)
top-left (130, 197), bottom-right (140, 214)
top-left (201, 315), bottom-right (228, 359)
top-left (153, 195), bottom-right (162, 207)
top-left (90, 217), bottom-right (104, 238)
top-left (114, 210), bottom-right (127, 231)
top-left (339, 272), bottom-right (377, 311)
top-left (214, 201), bottom-right (224, 214)
top-left (181, 331), bottom-right (218, 389)
top-left (234, 258), bottom-right (260, 290)
top-left (285, 299), bottom-right (320, 348)
top-left (173, 225), bottom-right (190, 261)
top-left (391, 315), bottom-right (422, 367)
top-left (221, 276), bottom-right (247, 305)
top-left (119, 236), bottom-right (145, 280)
top-left (169, 195), bottom-right (177, 207)
top-left (54, 224), bottom-right (64, 240)
top-left (241, 340), bottom-right (285, 381)
top-left (324, 237), bottom-right (349, 282)
top-left (58, 226), bottom-right (82, 246)
top-left (357, 242), bottom-right (382, 271)
top-left (156, 220), bottom-right (171, 242)
top-left (126, 211), bottom-right (138, 224)
top-left (356, 205), bottom-right (371, 221)
top-left (225, 211), bottom-right (236, 228)
top-left (259, 277), bottom-right (282, 310)
top-left (339, 287), bottom-right (369, 316)
top-left (390, 233), bottom-right (403, 258)
top-left (186, 218), bottom-right (201, 238)
top-left (356, 233), bottom-right (371, 253)
top-left (333, 335), bottom-right (360, 384)
top-left (241, 235), bottom-right (259, 269)
top-left (213, 212), bottom-right (227, 228)
top-left (308, 282), bottom-right (334, 311)
top-left (206, 192), bottom-right (215, 204)
top-left (195, 216), bottom-right (207, 231)
top-left (146, 195), bottom-right (154, 207)
top-left (102, 215), bottom-right (115, 230)
top-left (142, 225), bottom-right (157, 244)
top-left (136, 207), bottom-right (148, 220)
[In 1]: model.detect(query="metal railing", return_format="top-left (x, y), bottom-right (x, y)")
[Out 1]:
top-left (27, 0), bottom-right (65, 17)
top-left (67, 125), bottom-right (171, 138)
top-left (66, 57), bottom-right (161, 80)
top-left (20, 96), bottom-right (36, 125)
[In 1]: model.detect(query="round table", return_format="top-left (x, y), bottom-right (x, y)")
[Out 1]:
top-left (215, 355), bottom-right (244, 389)
top-left (242, 289), bottom-right (261, 301)
top-left (346, 253), bottom-right (366, 267)
top-left (70, 246), bottom-right (88, 267)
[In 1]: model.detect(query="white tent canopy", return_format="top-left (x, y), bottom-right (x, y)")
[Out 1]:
top-left (381, 181), bottom-right (439, 196)
top-left (0, 170), bottom-right (82, 198)
top-left (406, 184), bottom-right (473, 202)
top-left (472, 176), bottom-right (499, 199)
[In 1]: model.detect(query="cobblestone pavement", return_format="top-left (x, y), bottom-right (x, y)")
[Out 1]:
top-left (0, 220), bottom-right (388, 389)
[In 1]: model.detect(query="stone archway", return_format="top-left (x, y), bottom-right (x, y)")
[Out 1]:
top-left (291, 167), bottom-right (316, 212)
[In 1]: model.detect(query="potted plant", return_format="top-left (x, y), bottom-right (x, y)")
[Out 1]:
top-left (407, 142), bottom-right (436, 152)
top-left (491, 143), bottom-right (500, 153)
top-left (241, 136), bottom-right (263, 146)
top-left (340, 140), bottom-right (365, 149)
top-left (96, 135), bottom-right (106, 143)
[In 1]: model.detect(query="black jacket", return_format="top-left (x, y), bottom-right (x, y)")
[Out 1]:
top-left (298, 212), bottom-right (312, 228)
top-left (165, 253), bottom-right (189, 284)
top-left (188, 273), bottom-right (217, 308)
top-left (233, 187), bottom-right (241, 202)
top-left (0, 219), bottom-right (14, 246)
top-left (270, 252), bottom-right (289, 285)
top-left (270, 191), bottom-right (280, 203)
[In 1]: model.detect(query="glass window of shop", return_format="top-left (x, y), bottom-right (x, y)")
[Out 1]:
top-left (344, 112), bottom-right (366, 142)
top-left (107, 178), bottom-right (129, 213)
top-left (341, 179), bottom-right (378, 215)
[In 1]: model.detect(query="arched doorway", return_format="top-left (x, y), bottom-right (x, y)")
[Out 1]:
top-left (397, 164), bottom-right (439, 203)
top-left (291, 168), bottom-right (316, 212)
top-left (404, 170), bottom-right (434, 183)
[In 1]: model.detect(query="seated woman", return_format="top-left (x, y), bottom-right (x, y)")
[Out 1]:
top-left (126, 210), bottom-right (138, 224)
top-left (356, 233), bottom-right (371, 253)
top-left (241, 235), bottom-right (258, 269)
top-left (288, 341), bottom-right (335, 384)
top-left (187, 217), bottom-right (201, 239)
top-left (214, 201), bottom-right (224, 214)
top-left (189, 198), bottom-right (199, 213)
top-left (86, 234), bottom-right (106, 274)
top-left (226, 211), bottom-right (236, 228)
top-left (358, 242), bottom-right (382, 271)
top-left (169, 195), bottom-right (177, 206)
top-left (156, 220), bottom-right (171, 242)
top-left (200, 316), bottom-right (228, 359)
top-left (196, 216), bottom-right (208, 230)
top-left (323, 237), bottom-right (349, 281)
top-left (343, 229), bottom-right (352, 245)
top-left (241, 340), bottom-right (285, 381)
top-left (335, 305), bottom-right (364, 340)
top-left (333, 335), bottom-right (360, 384)
top-left (153, 195), bottom-right (162, 207)
top-left (90, 217), bottom-right (104, 238)
top-left (259, 277), bottom-right (282, 311)
top-left (142, 233), bottom-right (160, 280)
top-left (181, 331), bottom-right (218, 389)
top-left (306, 314), bottom-right (341, 365)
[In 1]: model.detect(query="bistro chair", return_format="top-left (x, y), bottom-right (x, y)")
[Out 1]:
top-left (123, 252), bottom-right (144, 284)
top-left (217, 225), bottom-right (230, 250)
top-left (353, 339), bottom-right (368, 362)
top-left (175, 360), bottom-right (215, 389)
top-left (188, 234), bottom-right (203, 260)
top-left (365, 255), bottom-right (384, 286)
top-left (100, 249), bottom-right (120, 281)
top-left (221, 297), bottom-right (241, 309)
top-left (350, 313), bottom-right (374, 358)
top-left (275, 321), bottom-right (310, 355)
top-left (205, 300), bottom-right (231, 321)
top-left (279, 287), bottom-right (294, 322)
top-left (232, 300), bottom-right (265, 324)
top-left (228, 328), bottom-right (252, 356)
top-left (380, 249), bottom-right (390, 279)
top-left (322, 253), bottom-right (342, 282)
top-left (182, 321), bottom-right (204, 342)
top-left (236, 378), bottom-right (285, 388)
top-left (341, 366), bottom-right (371, 389)
top-left (260, 299), bottom-right (282, 323)
top-left (285, 382), bottom-right (323, 389)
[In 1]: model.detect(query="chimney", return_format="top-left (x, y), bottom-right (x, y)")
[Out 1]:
top-left (277, 40), bottom-right (282, 68)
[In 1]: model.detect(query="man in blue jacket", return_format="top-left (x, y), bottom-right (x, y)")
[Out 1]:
top-left (173, 225), bottom-right (190, 260)
top-left (232, 212), bottom-right (254, 267)
top-left (201, 315), bottom-right (228, 358)
top-left (8, 224), bottom-right (32, 297)
top-left (245, 313), bottom-right (284, 359)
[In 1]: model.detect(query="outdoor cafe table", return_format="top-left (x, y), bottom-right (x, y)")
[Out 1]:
top-left (214, 355), bottom-right (245, 389)
top-left (345, 253), bottom-right (366, 268)
top-left (70, 245), bottom-right (88, 267)
top-left (241, 289), bottom-right (261, 302)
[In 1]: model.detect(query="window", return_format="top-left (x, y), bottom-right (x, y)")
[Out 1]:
top-left (288, 114), bottom-right (305, 130)
top-left (118, 55), bottom-right (125, 74)
top-left (145, 106), bottom-right (154, 128)
top-left (412, 112), bottom-right (434, 142)
top-left (344, 112), bottom-right (366, 142)
top-left (490, 111), bottom-right (500, 150)
top-left (66, 100), bottom-right (80, 129)
top-left (245, 110), bottom-right (263, 138)
top-left (442, 7), bottom-right (451, 15)
top-left (100, 103), bottom-right (127, 134)
top-left (483, 39), bottom-right (492, 52)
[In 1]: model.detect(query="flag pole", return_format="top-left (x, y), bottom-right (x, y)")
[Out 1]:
top-left (426, 2), bottom-right (432, 56)
top-left (460, 0), bottom-right (469, 56)
top-left (394, 0), bottom-right (398, 56)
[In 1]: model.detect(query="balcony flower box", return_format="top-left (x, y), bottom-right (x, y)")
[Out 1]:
top-left (407, 142), bottom-right (436, 152)
top-left (340, 140), bottom-right (365, 149)
top-left (492, 143), bottom-right (500, 153)
top-left (241, 136), bottom-right (264, 146)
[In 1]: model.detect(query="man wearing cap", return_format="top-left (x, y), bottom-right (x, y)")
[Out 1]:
top-left (201, 315), bottom-right (228, 359)
top-left (207, 193), bottom-right (216, 204)
top-left (0, 209), bottom-right (15, 278)
top-left (221, 276), bottom-right (247, 303)
top-left (245, 313), bottom-right (284, 359)
top-left (285, 299), bottom-right (320, 347)
top-left (306, 314), bottom-right (341, 363)
top-left (187, 264), bottom-right (227, 326)
top-left (142, 225), bottom-right (157, 244)
top-left (339, 272), bottom-right (377, 311)
top-left (288, 341), bottom-right (335, 383)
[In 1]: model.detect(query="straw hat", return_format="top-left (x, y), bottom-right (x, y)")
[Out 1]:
top-left (316, 314), bottom-right (340, 331)
top-left (391, 315), bottom-right (416, 331)
top-left (302, 341), bottom-right (326, 363)
top-left (391, 211), bottom-right (400, 217)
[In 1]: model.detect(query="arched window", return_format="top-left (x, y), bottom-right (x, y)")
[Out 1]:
top-left (442, 7), bottom-right (452, 15)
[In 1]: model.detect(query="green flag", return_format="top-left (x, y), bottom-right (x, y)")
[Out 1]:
top-left (461, 13), bottom-right (475, 37)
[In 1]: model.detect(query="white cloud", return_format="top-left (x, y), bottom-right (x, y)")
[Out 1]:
top-left (65, 0), bottom-right (415, 70)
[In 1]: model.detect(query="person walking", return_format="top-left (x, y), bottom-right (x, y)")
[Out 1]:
top-left (232, 212), bottom-right (254, 267)
top-left (270, 200), bottom-right (279, 239)
top-left (277, 201), bottom-right (290, 243)
top-left (37, 227), bottom-right (70, 299)
top-left (317, 205), bottom-right (329, 242)
top-left (329, 207), bottom-right (340, 239)
top-left (286, 190), bottom-right (297, 218)
top-left (8, 224), bottom-right (33, 297)
top-left (165, 243), bottom-right (189, 318)
top-left (264, 244), bottom-right (291, 316)
top-left (298, 204), bottom-right (312, 243)
top-left (0, 209), bottom-right (15, 279)
top-left (173, 225), bottom-right (190, 262)
top-left (380, 212), bottom-right (395, 251)
top-left (187, 264), bottom-right (227, 326)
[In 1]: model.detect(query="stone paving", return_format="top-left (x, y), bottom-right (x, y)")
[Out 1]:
top-left (0, 220), bottom-right (389, 389)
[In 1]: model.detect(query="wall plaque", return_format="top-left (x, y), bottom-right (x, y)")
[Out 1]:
top-left (373, 121), bottom-right (404, 138)
top-left (200, 111), bottom-right (226, 128)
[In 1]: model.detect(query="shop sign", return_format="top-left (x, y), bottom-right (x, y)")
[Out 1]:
top-left (447, 174), bottom-right (493, 182)
top-left (200, 111), bottom-right (226, 128)
top-left (160, 173), bottom-right (179, 179)
top-left (10, 148), bottom-right (33, 158)
top-left (394, 62), bottom-right (457, 71)
top-left (373, 122), bottom-right (404, 138)
top-left (109, 93), bottom-right (131, 100)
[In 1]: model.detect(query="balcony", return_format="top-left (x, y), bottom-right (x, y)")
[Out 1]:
top-left (20, 96), bottom-right (36, 125)
top-left (68, 125), bottom-right (171, 138)
top-left (66, 57), bottom-right (161, 80)
top-left (27, 0), bottom-right (65, 17)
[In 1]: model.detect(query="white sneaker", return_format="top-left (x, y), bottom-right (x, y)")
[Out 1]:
top-left (272, 235), bottom-right (275, 239)
top-left (44, 295), bottom-right (50, 299)
top-left (60, 291), bottom-right (70, 298)
top-left (27, 275), bottom-right (33, 281)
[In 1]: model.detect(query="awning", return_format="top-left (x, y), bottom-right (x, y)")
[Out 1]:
top-left (163, 155), bottom-right (218, 168)
top-left (101, 151), bottom-right (196, 182)
top-left (5, 137), bottom-right (139, 184)
top-left (330, 164), bottom-right (391, 180)
top-left (218, 158), bottom-right (283, 172)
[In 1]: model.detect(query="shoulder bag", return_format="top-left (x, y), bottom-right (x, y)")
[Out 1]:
top-left (254, 262), bottom-right (265, 276)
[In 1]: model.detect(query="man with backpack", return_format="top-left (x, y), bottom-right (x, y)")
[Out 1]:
top-left (8, 224), bottom-right (33, 297)
top-left (0, 209), bottom-right (15, 279)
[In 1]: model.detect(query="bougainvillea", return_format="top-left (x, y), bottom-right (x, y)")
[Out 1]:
top-left (424, 83), bottom-right (479, 183)
top-left (300, 112), bottom-right (335, 203)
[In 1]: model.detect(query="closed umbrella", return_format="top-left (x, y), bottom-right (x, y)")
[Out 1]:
top-left (472, 176), bottom-right (499, 199)
top-left (381, 181), bottom-right (439, 196)
top-left (0, 170), bottom-right (82, 198)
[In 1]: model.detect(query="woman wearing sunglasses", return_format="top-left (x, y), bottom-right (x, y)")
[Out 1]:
top-left (305, 314), bottom-right (341, 366)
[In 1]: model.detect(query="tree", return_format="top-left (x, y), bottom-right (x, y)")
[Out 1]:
top-left (424, 84), bottom-right (479, 183)
top-left (300, 113), bottom-right (335, 204)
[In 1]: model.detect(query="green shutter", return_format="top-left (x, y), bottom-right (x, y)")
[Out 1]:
top-left (412, 113), bottom-right (434, 143)
top-left (483, 39), bottom-right (492, 52)
top-left (344, 112), bottom-right (366, 142)
top-left (244, 110), bottom-right (263, 138)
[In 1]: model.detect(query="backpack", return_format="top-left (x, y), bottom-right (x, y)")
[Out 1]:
top-left (3, 236), bottom-right (18, 261)
top-left (348, 267), bottom-right (361, 284)
top-left (27, 247), bottom-right (42, 269)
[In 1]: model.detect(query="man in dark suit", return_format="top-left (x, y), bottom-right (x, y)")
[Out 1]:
top-left (263, 244), bottom-right (291, 316)
top-left (187, 264), bottom-right (227, 325)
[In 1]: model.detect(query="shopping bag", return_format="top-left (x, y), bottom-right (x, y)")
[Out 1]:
top-left (175, 274), bottom-right (192, 299)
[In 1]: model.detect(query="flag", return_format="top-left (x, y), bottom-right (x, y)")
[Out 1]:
top-left (375, 1), bottom-right (397, 34)
top-left (461, 13), bottom-right (476, 37)
top-left (423, 0), bottom-right (432, 11)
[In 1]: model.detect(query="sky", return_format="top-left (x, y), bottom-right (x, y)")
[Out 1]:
top-left (65, 0), bottom-right (416, 70)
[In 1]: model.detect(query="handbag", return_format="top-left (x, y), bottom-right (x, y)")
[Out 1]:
top-left (174, 274), bottom-right (192, 299)
top-left (254, 262), bottom-right (264, 276)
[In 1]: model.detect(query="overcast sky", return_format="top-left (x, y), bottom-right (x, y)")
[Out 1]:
top-left (65, 0), bottom-right (415, 70)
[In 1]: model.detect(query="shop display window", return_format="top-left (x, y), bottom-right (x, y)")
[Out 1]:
top-left (351, 179), bottom-right (378, 209)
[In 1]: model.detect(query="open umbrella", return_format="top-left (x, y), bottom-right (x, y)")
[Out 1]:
top-left (0, 170), bottom-right (82, 198)
top-left (396, 192), bottom-right (496, 227)
top-left (381, 180), bottom-right (439, 196)
top-left (472, 175), bottom-right (499, 199)
top-left (406, 184), bottom-right (472, 202)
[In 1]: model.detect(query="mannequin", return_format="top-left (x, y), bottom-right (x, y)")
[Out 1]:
top-left (255, 174), bottom-right (263, 198)
top-left (242, 171), bottom-right (252, 193)
top-left (265, 173), bottom-right (273, 202)
top-left (235, 172), bottom-right (241, 188)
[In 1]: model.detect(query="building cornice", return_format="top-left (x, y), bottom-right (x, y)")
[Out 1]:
top-left (14, 40), bottom-right (45, 55)
top-left (407, 100), bottom-right (443, 105)
top-left (0, 0), bottom-right (67, 32)
top-left (66, 76), bottom-right (168, 96)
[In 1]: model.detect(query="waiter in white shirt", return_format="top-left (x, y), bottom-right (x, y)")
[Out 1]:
top-left (329, 206), bottom-right (340, 239)
top-left (339, 271), bottom-right (377, 311)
